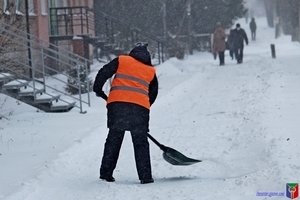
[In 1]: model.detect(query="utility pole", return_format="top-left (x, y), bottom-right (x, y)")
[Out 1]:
top-left (25, 0), bottom-right (33, 79)
top-left (187, 0), bottom-right (193, 55)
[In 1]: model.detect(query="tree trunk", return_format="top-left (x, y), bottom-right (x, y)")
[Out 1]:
top-left (264, 0), bottom-right (274, 27)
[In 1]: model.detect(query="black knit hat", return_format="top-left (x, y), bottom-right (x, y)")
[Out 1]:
top-left (130, 45), bottom-right (148, 54)
top-left (129, 42), bottom-right (152, 65)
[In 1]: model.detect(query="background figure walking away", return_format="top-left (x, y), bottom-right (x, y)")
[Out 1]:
top-left (232, 23), bottom-right (248, 64)
top-left (249, 17), bottom-right (257, 40)
top-left (93, 43), bottom-right (158, 184)
top-left (212, 22), bottom-right (226, 66)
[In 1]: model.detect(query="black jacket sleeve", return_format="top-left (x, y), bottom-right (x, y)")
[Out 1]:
top-left (93, 58), bottom-right (118, 100)
top-left (149, 75), bottom-right (158, 105)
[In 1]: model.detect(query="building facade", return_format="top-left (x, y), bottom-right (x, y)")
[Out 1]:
top-left (0, 0), bottom-right (94, 78)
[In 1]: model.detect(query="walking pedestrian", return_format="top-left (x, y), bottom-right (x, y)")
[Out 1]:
top-left (212, 22), bottom-right (226, 66)
top-left (232, 23), bottom-right (248, 64)
top-left (226, 29), bottom-right (235, 60)
top-left (249, 17), bottom-right (257, 40)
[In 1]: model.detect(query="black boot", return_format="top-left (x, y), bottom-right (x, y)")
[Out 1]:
top-left (140, 178), bottom-right (154, 184)
top-left (100, 176), bottom-right (115, 182)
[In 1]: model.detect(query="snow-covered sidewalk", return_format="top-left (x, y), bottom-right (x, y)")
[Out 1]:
top-left (1, 17), bottom-right (299, 200)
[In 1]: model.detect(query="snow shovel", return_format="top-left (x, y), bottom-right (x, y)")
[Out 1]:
top-left (147, 133), bottom-right (201, 165)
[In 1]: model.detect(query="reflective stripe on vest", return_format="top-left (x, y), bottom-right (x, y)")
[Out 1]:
top-left (110, 85), bottom-right (148, 96)
top-left (107, 55), bottom-right (155, 109)
top-left (114, 73), bottom-right (149, 87)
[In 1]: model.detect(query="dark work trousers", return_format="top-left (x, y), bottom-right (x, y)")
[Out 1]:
top-left (229, 50), bottom-right (234, 60)
top-left (100, 128), bottom-right (152, 180)
top-left (218, 51), bottom-right (225, 65)
top-left (234, 46), bottom-right (244, 63)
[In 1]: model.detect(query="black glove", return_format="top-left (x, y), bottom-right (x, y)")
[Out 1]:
top-left (95, 91), bottom-right (108, 101)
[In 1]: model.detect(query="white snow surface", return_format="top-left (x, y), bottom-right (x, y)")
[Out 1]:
top-left (0, 18), bottom-right (300, 200)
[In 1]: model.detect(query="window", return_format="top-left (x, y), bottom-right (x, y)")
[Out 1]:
top-left (2, 0), bottom-right (27, 15)
top-left (56, 0), bottom-right (67, 14)
top-left (28, 0), bottom-right (35, 16)
top-left (16, 0), bottom-right (24, 15)
top-left (56, 0), bottom-right (67, 7)
top-left (41, 0), bottom-right (47, 15)
top-left (3, 0), bottom-right (10, 15)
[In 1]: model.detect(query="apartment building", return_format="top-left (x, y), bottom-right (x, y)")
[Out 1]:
top-left (1, 0), bottom-right (94, 60)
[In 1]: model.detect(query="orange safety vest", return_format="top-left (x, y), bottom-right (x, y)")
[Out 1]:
top-left (107, 55), bottom-right (155, 109)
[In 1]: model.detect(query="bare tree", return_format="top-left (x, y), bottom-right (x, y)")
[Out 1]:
top-left (0, 2), bottom-right (28, 75)
top-left (264, 0), bottom-right (300, 41)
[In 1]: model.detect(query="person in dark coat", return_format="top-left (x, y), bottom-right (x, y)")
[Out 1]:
top-left (249, 17), bottom-right (257, 40)
top-left (232, 23), bottom-right (248, 64)
top-left (226, 29), bottom-right (235, 60)
top-left (93, 43), bottom-right (158, 184)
